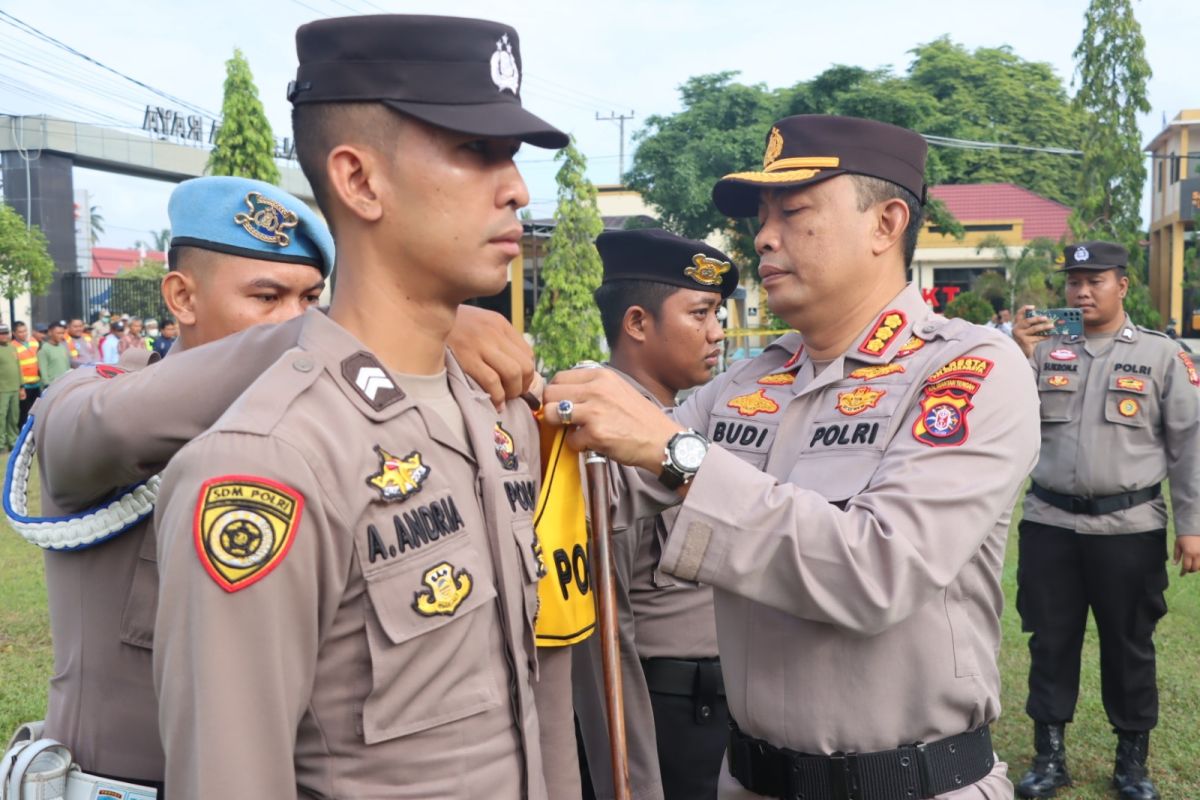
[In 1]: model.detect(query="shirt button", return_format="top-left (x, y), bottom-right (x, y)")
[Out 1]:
top-left (293, 357), bottom-right (314, 373)
top-left (921, 324), bottom-right (935, 334)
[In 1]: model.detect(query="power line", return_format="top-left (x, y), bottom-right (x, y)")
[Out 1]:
top-left (922, 134), bottom-right (1083, 156)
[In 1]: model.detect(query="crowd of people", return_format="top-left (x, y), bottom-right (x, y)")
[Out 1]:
top-left (0, 314), bottom-right (178, 450)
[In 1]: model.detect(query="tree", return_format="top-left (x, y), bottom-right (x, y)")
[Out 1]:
top-left (530, 140), bottom-right (605, 372)
top-left (117, 259), bottom-right (168, 281)
top-left (1071, 0), bottom-right (1156, 326)
top-left (135, 228), bottom-right (171, 252)
top-left (943, 290), bottom-right (996, 324)
top-left (88, 204), bottom-right (105, 246)
top-left (207, 49), bottom-right (280, 183)
top-left (975, 235), bottom-right (1065, 311)
top-left (114, 259), bottom-right (169, 321)
top-left (0, 201), bottom-right (55, 306)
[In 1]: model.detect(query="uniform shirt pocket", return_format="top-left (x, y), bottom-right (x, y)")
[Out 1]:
top-left (359, 533), bottom-right (502, 744)
top-left (1037, 373), bottom-right (1080, 422)
top-left (786, 452), bottom-right (882, 505)
top-left (118, 526), bottom-right (158, 651)
top-left (1105, 374), bottom-right (1153, 429)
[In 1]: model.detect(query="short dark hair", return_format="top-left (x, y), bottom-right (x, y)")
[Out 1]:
top-left (851, 175), bottom-right (923, 268)
top-left (593, 279), bottom-right (679, 350)
top-left (292, 102), bottom-right (404, 219)
top-left (48, 321), bottom-right (64, 332)
top-left (12, 320), bottom-right (25, 330)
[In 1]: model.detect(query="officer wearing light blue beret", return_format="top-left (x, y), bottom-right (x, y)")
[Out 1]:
top-left (168, 176), bottom-right (334, 277)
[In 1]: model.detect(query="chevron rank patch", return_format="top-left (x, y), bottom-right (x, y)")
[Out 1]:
top-left (341, 351), bottom-right (405, 411)
top-left (413, 562), bottom-right (472, 616)
top-left (194, 476), bottom-right (303, 593)
top-left (857, 310), bottom-right (906, 357)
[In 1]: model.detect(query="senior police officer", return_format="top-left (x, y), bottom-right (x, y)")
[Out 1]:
top-left (151, 15), bottom-right (567, 798)
top-left (543, 115), bottom-right (1041, 799)
top-left (1011, 242), bottom-right (1200, 800)
top-left (574, 228), bottom-right (736, 800)
top-left (4, 176), bottom-right (333, 794)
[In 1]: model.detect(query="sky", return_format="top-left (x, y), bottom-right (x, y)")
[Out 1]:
top-left (0, 0), bottom-right (1193, 249)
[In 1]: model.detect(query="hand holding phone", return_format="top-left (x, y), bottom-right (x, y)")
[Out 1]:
top-left (1025, 307), bottom-right (1083, 337)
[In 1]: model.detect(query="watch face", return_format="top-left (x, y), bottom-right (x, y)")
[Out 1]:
top-left (672, 434), bottom-right (708, 471)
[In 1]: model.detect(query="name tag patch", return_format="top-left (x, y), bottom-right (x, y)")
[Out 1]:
top-left (365, 496), bottom-right (466, 563)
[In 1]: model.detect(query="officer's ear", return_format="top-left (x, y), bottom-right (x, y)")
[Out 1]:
top-left (161, 270), bottom-right (198, 328)
top-left (871, 196), bottom-right (910, 260)
top-left (622, 305), bottom-right (652, 344)
top-left (327, 143), bottom-right (384, 225)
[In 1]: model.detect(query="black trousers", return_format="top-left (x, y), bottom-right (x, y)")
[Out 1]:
top-left (17, 385), bottom-right (39, 429)
top-left (1016, 520), bottom-right (1168, 732)
top-left (648, 685), bottom-right (729, 800)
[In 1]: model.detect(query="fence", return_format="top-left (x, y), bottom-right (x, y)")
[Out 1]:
top-left (60, 274), bottom-right (170, 325)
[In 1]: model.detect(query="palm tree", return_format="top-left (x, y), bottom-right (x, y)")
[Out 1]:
top-left (88, 205), bottom-right (105, 246)
top-left (136, 228), bottom-right (171, 252)
top-left (974, 235), bottom-right (1063, 312)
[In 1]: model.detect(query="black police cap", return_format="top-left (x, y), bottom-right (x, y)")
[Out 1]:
top-left (596, 229), bottom-right (740, 299)
top-left (289, 15), bottom-right (567, 150)
top-left (712, 115), bottom-right (928, 218)
top-left (1059, 241), bottom-right (1128, 271)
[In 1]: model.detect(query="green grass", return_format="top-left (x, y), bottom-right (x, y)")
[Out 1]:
top-left (2, 480), bottom-right (1197, 797)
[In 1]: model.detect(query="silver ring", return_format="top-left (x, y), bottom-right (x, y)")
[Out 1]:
top-left (557, 399), bottom-right (574, 426)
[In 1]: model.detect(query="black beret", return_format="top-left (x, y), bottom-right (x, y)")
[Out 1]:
top-left (1059, 240), bottom-right (1128, 271)
top-left (289, 15), bottom-right (567, 150)
top-left (712, 115), bottom-right (928, 218)
top-left (596, 229), bottom-right (739, 299)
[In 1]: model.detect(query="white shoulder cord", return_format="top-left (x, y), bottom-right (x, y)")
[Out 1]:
top-left (3, 416), bottom-right (159, 551)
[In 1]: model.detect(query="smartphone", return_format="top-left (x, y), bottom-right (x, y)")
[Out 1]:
top-left (1025, 307), bottom-right (1083, 337)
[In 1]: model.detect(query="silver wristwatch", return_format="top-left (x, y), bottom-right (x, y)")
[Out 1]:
top-left (659, 429), bottom-right (710, 490)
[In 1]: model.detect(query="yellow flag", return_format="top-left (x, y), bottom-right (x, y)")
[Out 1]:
top-left (533, 415), bottom-right (595, 647)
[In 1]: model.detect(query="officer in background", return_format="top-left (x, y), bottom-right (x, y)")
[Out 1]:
top-left (575, 228), bottom-right (736, 800)
top-left (1011, 242), bottom-right (1200, 800)
top-left (11, 321), bottom-right (41, 426)
top-left (545, 115), bottom-right (1041, 799)
top-left (152, 15), bottom-right (567, 798)
top-left (20, 176), bottom-right (334, 793)
top-left (0, 323), bottom-right (23, 450)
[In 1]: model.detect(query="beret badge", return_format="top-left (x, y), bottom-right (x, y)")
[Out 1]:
top-left (684, 253), bottom-right (732, 287)
top-left (233, 192), bottom-right (299, 248)
top-left (763, 126), bottom-right (784, 169)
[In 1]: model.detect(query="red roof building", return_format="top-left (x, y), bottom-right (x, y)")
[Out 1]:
top-left (89, 247), bottom-right (166, 278)
top-left (927, 183), bottom-right (1071, 241)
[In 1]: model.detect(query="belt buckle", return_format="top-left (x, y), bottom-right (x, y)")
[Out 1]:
top-left (827, 751), bottom-right (861, 800)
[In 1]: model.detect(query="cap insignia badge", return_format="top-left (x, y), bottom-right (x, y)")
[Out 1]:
top-left (684, 254), bottom-right (731, 287)
top-left (413, 561), bottom-right (473, 617)
top-left (494, 422), bottom-right (519, 471)
top-left (490, 33), bottom-right (520, 95)
top-left (763, 126), bottom-right (784, 168)
top-left (1074, 246), bottom-right (1090, 262)
top-left (367, 445), bottom-right (430, 502)
top-left (233, 192), bottom-right (298, 247)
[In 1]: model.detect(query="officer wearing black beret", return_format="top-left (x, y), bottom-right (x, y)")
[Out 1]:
top-left (1012, 241), bottom-right (1200, 800)
top-left (573, 228), bottom-right (736, 800)
top-left (153, 15), bottom-right (569, 800)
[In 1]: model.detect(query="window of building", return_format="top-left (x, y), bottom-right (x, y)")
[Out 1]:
top-left (1157, 158), bottom-right (1165, 191)
top-left (1171, 152), bottom-right (1181, 184)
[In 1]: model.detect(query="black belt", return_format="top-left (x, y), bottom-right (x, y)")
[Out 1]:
top-left (641, 657), bottom-right (725, 697)
top-left (1031, 482), bottom-right (1161, 516)
top-left (642, 657), bottom-right (725, 724)
top-left (728, 722), bottom-right (994, 800)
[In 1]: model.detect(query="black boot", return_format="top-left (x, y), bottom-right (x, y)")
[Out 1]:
top-left (1112, 730), bottom-right (1159, 800)
top-left (1015, 722), bottom-right (1071, 798)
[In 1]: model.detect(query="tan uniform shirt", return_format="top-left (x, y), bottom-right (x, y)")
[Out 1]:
top-left (33, 317), bottom-right (308, 780)
top-left (1023, 316), bottom-right (1200, 535)
top-left (153, 309), bottom-right (547, 799)
top-left (575, 368), bottom-right (719, 800)
top-left (617, 285), bottom-right (1040, 798)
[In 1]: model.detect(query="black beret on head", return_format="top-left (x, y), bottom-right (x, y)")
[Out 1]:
top-left (596, 228), bottom-right (739, 299)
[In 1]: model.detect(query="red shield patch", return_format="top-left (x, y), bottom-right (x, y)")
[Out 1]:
top-left (912, 389), bottom-right (974, 448)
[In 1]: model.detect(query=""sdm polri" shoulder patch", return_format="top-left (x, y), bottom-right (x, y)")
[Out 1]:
top-left (194, 476), bottom-right (304, 593)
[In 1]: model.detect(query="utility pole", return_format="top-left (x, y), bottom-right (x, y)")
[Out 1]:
top-left (595, 110), bottom-right (635, 184)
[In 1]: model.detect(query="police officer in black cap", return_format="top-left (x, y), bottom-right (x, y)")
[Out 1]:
top-left (153, 14), bottom-right (569, 799)
top-left (573, 228), bottom-right (736, 800)
top-left (1012, 241), bottom-right (1200, 800)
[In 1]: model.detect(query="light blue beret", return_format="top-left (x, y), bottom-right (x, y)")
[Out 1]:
top-left (168, 176), bottom-right (335, 277)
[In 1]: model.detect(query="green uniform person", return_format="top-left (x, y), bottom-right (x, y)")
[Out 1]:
top-left (0, 324), bottom-right (25, 449)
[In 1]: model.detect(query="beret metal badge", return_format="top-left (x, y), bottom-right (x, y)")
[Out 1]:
top-left (490, 33), bottom-right (520, 95)
top-left (763, 126), bottom-right (784, 168)
top-left (684, 253), bottom-right (731, 287)
top-left (234, 191), bottom-right (299, 247)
